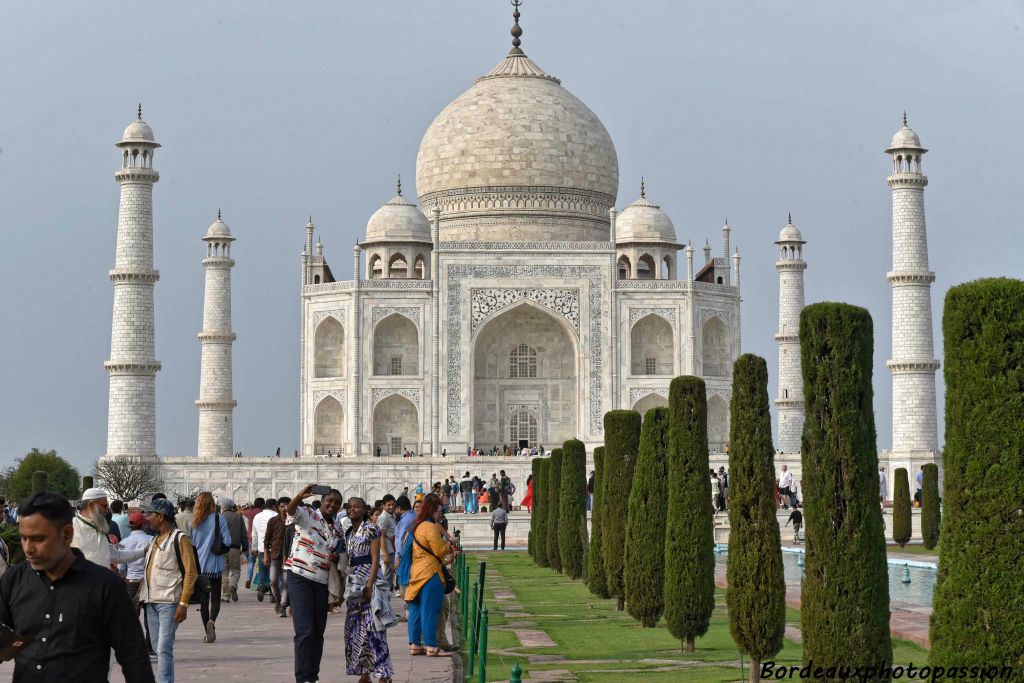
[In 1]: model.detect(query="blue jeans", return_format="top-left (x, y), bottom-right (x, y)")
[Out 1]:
top-left (254, 554), bottom-right (271, 589)
top-left (247, 551), bottom-right (257, 581)
top-left (407, 573), bottom-right (444, 648)
top-left (287, 571), bottom-right (328, 683)
top-left (462, 491), bottom-right (473, 512)
top-left (146, 603), bottom-right (179, 683)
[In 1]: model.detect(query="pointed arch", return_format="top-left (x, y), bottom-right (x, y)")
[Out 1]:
top-left (637, 254), bottom-right (656, 280)
top-left (313, 395), bottom-right (344, 456)
top-left (369, 254), bottom-right (383, 279)
top-left (617, 255), bottom-right (631, 280)
top-left (388, 252), bottom-right (408, 278)
top-left (707, 393), bottom-right (730, 453)
top-left (632, 392), bottom-right (668, 418)
top-left (314, 316), bottom-right (345, 378)
top-left (373, 313), bottom-right (419, 376)
top-left (630, 313), bottom-right (674, 376)
top-left (373, 394), bottom-right (419, 456)
top-left (702, 316), bottom-right (730, 377)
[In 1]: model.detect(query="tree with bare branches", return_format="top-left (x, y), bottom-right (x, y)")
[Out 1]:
top-left (92, 457), bottom-right (165, 502)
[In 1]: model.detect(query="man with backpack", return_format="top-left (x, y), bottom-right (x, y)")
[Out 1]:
top-left (499, 470), bottom-right (513, 512)
top-left (139, 497), bottom-right (198, 683)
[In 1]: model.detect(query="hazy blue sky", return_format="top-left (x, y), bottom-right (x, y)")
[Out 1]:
top-left (2, 1), bottom-right (1022, 473)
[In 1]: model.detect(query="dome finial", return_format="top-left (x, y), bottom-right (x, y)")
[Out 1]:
top-left (903, 111), bottom-right (908, 127)
top-left (510, 0), bottom-right (524, 52)
top-left (640, 176), bottom-right (645, 199)
top-left (396, 174), bottom-right (402, 197)
top-left (137, 103), bottom-right (143, 120)
top-left (788, 211), bottom-right (792, 224)
top-left (217, 207), bottom-right (222, 221)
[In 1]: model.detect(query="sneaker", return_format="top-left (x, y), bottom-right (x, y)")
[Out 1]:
top-left (274, 603), bottom-right (282, 615)
top-left (205, 621), bottom-right (216, 644)
top-left (280, 609), bottom-right (288, 618)
top-left (245, 579), bottom-right (251, 589)
top-left (231, 587), bottom-right (238, 602)
top-left (256, 587), bottom-right (265, 602)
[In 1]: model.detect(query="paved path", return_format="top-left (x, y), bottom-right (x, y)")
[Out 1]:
top-left (0, 585), bottom-right (454, 682)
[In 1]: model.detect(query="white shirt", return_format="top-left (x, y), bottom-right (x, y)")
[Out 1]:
top-left (285, 505), bottom-right (343, 584)
top-left (779, 470), bottom-right (793, 490)
top-left (250, 508), bottom-right (277, 553)
top-left (71, 514), bottom-right (147, 568)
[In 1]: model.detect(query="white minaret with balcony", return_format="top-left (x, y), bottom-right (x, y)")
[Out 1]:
top-left (774, 215), bottom-right (806, 456)
top-left (196, 211), bottom-right (237, 458)
top-left (883, 115), bottom-right (941, 489)
top-left (105, 107), bottom-right (161, 460)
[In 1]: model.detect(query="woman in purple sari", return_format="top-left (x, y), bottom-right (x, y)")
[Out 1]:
top-left (344, 497), bottom-right (394, 682)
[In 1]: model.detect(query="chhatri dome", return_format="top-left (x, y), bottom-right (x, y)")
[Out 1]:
top-left (121, 104), bottom-right (157, 144)
top-left (415, 3), bottom-right (619, 242)
top-left (615, 180), bottom-right (677, 243)
top-left (364, 177), bottom-right (431, 243)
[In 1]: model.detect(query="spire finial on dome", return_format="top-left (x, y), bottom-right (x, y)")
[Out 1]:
top-left (309, 214), bottom-right (313, 225)
top-left (396, 174), bottom-right (402, 196)
top-left (640, 177), bottom-right (645, 199)
top-left (217, 208), bottom-right (221, 221)
top-left (788, 211), bottom-right (792, 224)
top-left (510, 0), bottom-right (524, 53)
top-left (137, 103), bottom-right (143, 120)
top-left (903, 111), bottom-right (908, 127)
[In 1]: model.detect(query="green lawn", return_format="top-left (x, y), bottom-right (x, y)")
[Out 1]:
top-left (887, 544), bottom-right (940, 557)
top-left (461, 551), bottom-right (928, 682)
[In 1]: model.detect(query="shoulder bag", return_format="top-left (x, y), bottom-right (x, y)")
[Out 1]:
top-left (211, 514), bottom-right (229, 556)
top-left (173, 530), bottom-right (212, 604)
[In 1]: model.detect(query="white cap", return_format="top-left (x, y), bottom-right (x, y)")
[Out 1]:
top-left (81, 487), bottom-right (109, 502)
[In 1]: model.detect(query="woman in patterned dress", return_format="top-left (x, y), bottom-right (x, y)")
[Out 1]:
top-left (344, 497), bottom-right (394, 682)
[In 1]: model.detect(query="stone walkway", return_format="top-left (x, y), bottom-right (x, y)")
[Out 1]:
top-left (0, 584), bottom-right (454, 682)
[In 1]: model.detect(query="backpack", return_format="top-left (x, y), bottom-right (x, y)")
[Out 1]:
top-left (171, 530), bottom-right (209, 605)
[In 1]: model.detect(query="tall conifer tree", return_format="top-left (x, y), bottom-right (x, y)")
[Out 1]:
top-left (921, 463), bottom-right (940, 551)
top-left (892, 468), bottom-right (912, 548)
top-left (663, 376), bottom-right (715, 652)
top-left (558, 439), bottom-right (588, 579)
top-left (726, 355), bottom-right (785, 681)
top-left (545, 448), bottom-right (563, 571)
top-left (586, 446), bottom-right (610, 598)
top-left (529, 458), bottom-right (541, 559)
top-left (602, 410), bottom-right (642, 610)
top-left (623, 407), bottom-right (670, 626)
top-left (931, 279), bottom-right (1024, 666)
top-left (534, 458), bottom-right (549, 567)
top-left (799, 303), bottom-right (891, 667)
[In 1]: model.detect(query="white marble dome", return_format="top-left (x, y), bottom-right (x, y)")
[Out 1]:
top-left (205, 216), bottom-right (233, 240)
top-left (121, 119), bottom-right (156, 144)
top-left (365, 193), bottom-right (431, 243)
top-left (887, 124), bottom-right (923, 151)
top-left (616, 194), bottom-right (676, 243)
top-left (415, 49), bottom-right (619, 242)
top-left (777, 223), bottom-right (804, 243)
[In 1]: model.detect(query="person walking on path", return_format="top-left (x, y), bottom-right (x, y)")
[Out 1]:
top-left (490, 504), bottom-right (508, 551)
top-left (72, 487), bottom-right (147, 570)
top-left (878, 467), bottom-right (888, 507)
top-left (405, 493), bottom-right (455, 658)
top-left (250, 498), bottom-right (277, 600)
top-left (218, 497), bottom-right (247, 602)
top-left (242, 497), bottom-right (264, 588)
top-left (0, 491), bottom-right (155, 682)
top-left (779, 465), bottom-right (794, 510)
top-left (344, 497), bottom-right (394, 682)
top-left (190, 491), bottom-right (233, 643)
top-left (140, 497), bottom-right (198, 682)
top-left (285, 485), bottom-right (345, 683)
top-left (265, 496), bottom-right (291, 616)
top-left (376, 494), bottom-right (397, 589)
top-left (784, 508), bottom-right (803, 543)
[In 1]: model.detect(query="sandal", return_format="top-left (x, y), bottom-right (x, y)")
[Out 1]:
top-left (426, 647), bottom-right (454, 657)
top-left (409, 645), bottom-right (425, 656)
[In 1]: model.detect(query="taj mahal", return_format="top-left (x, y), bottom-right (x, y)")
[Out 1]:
top-left (101, 7), bottom-right (941, 501)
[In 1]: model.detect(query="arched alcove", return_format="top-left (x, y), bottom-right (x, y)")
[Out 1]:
top-left (632, 393), bottom-right (668, 419)
top-left (313, 396), bottom-right (344, 456)
top-left (631, 314), bottom-right (674, 375)
top-left (617, 255), bottom-right (631, 280)
top-left (701, 317), bottom-right (729, 377)
top-left (388, 253), bottom-right (408, 278)
top-left (637, 254), bottom-right (655, 280)
top-left (373, 314), bottom-right (419, 376)
top-left (707, 394), bottom-right (730, 453)
top-left (369, 255), bottom-right (383, 279)
top-left (372, 395), bottom-right (419, 456)
top-left (313, 317), bottom-right (345, 378)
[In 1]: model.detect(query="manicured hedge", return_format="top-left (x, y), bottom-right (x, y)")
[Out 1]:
top-left (893, 468), bottom-right (911, 548)
top-left (624, 406), bottom-right (670, 627)
top-left (545, 448), bottom-right (563, 572)
top-left (930, 278), bottom-right (1024, 667)
top-left (725, 354), bottom-right (785, 677)
top-left (799, 303), bottom-right (891, 667)
top-left (558, 439), bottom-right (589, 579)
top-left (586, 446), bottom-right (610, 598)
top-left (921, 463), bottom-right (940, 551)
top-left (533, 458), bottom-right (549, 567)
top-left (602, 410), bottom-right (642, 610)
top-left (663, 376), bottom-right (715, 652)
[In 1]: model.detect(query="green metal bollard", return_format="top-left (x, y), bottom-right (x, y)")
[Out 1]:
top-left (467, 580), bottom-right (478, 680)
top-left (510, 661), bottom-right (523, 683)
top-left (461, 564), bottom-right (469, 637)
top-left (475, 561), bottom-right (487, 645)
top-left (477, 607), bottom-right (489, 683)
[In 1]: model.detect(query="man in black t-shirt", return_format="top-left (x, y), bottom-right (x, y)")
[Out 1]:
top-left (460, 472), bottom-right (473, 513)
top-left (785, 509), bottom-right (803, 543)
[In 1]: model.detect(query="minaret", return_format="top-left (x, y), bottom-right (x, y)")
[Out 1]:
top-left (721, 221), bottom-right (731, 285)
top-left (104, 106), bottom-right (161, 460)
top-left (885, 115), bottom-right (940, 460)
top-left (774, 214), bottom-right (806, 455)
top-left (196, 211), bottom-right (237, 458)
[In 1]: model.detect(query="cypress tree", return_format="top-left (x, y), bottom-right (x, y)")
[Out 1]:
top-left (921, 463), bottom-right (940, 551)
top-left (799, 303), bottom-right (891, 667)
top-left (82, 475), bottom-right (93, 493)
top-left (528, 458), bottom-right (542, 559)
top-left (545, 448), bottom-right (563, 572)
top-left (602, 410), bottom-right (642, 610)
top-left (32, 471), bottom-right (48, 494)
top-left (663, 376), bottom-right (715, 652)
top-left (623, 406), bottom-right (670, 627)
top-left (558, 439), bottom-right (588, 579)
top-left (534, 458), bottom-right (549, 567)
top-left (726, 355), bottom-right (785, 681)
top-left (892, 468), bottom-right (911, 548)
top-left (931, 278), bottom-right (1024, 667)
top-left (586, 446), bottom-right (611, 598)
